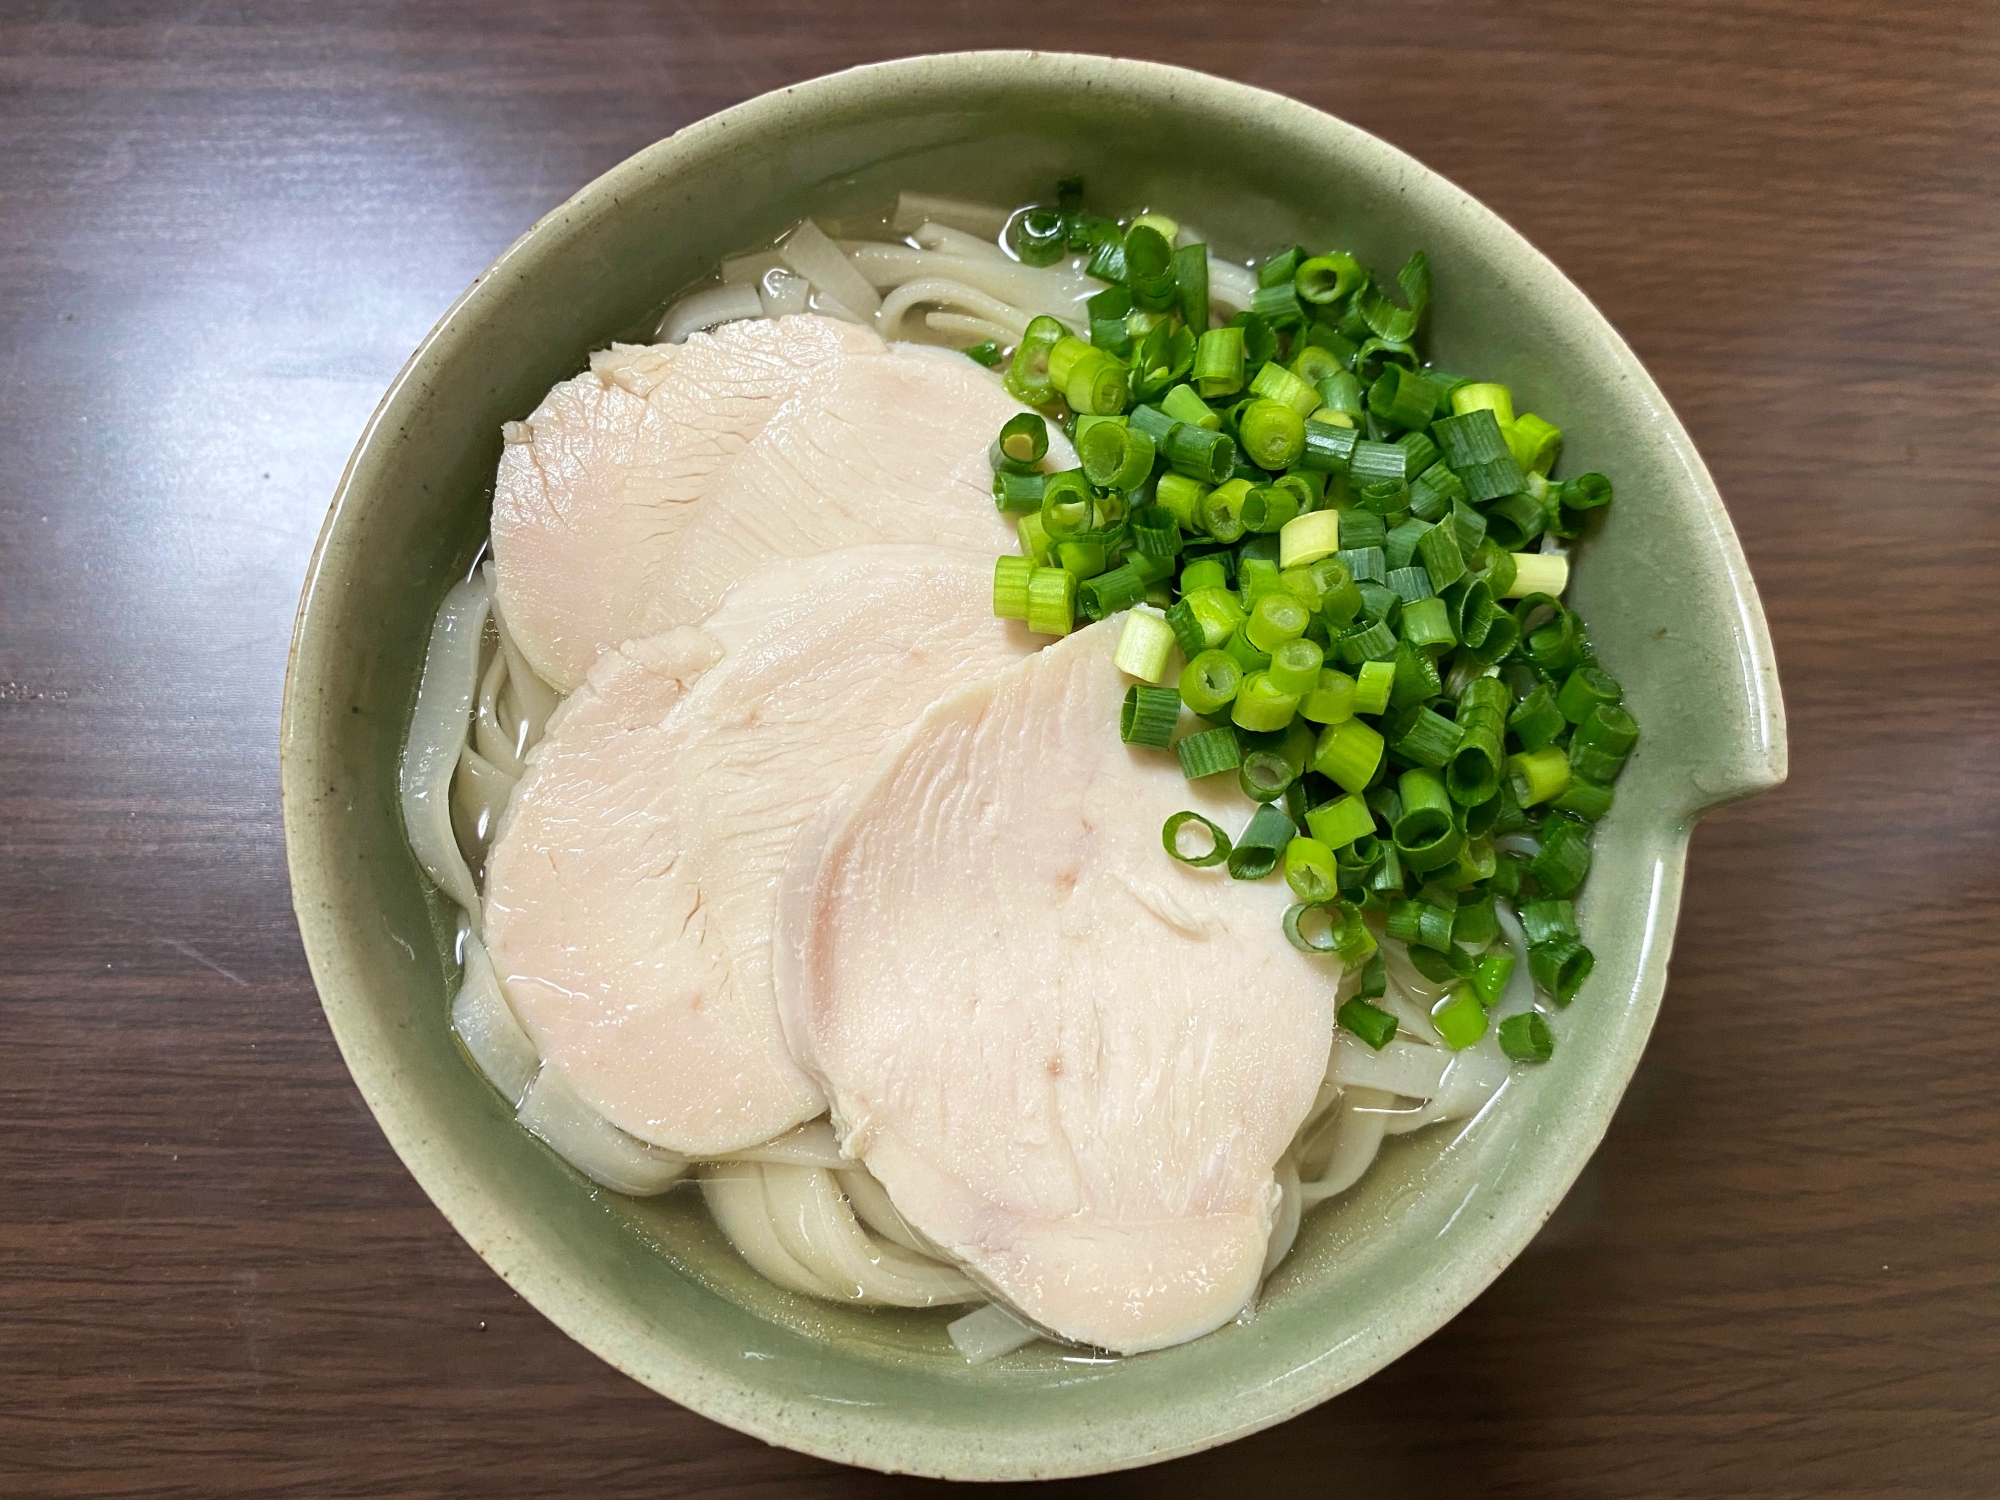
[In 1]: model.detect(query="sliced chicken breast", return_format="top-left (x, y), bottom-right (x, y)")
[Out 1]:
top-left (777, 622), bottom-right (1335, 1354)
top-left (492, 315), bottom-right (880, 691)
top-left (483, 546), bottom-right (1035, 1156)
top-left (491, 317), bottom-right (1033, 690)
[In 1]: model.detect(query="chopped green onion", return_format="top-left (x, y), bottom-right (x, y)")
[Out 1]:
top-left (1227, 802), bottom-right (1297, 880)
top-left (1193, 326), bottom-right (1246, 398)
top-left (1314, 717), bottom-right (1384, 792)
top-left (1268, 637), bottom-right (1324, 696)
top-left (1199, 478), bottom-right (1250, 542)
top-left (1386, 566), bottom-right (1434, 605)
top-left (1178, 557), bottom-right (1228, 594)
top-left (1065, 348), bottom-right (1131, 415)
top-left (1352, 658), bottom-right (1395, 714)
top-left (1241, 483), bottom-right (1301, 533)
top-left (1163, 422), bottom-right (1237, 483)
top-left (1446, 723), bottom-right (1504, 807)
top-left (1529, 935), bottom-right (1593, 1005)
top-left (1005, 315), bottom-right (1069, 406)
top-left (992, 412), bottom-right (1050, 472)
top-left (1256, 246), bottom-right (1304, 287)
top-left (1179, 649), bottom-right (1243, 715)
top-left (1184, 586), bottom-right (1247, 648)
top-left (992, 555), bottom-right (1034, 620)
top-left (1056, 540), bottom-right (1105, 579)
top-left (1025, 565), bottom-right (1075, 636)
top-left (1156, 472), bottom-right (1211, 531)
top-left (1338, 997), bottom-right (1399, 1049)
top-left (1078, 563), bottom-right (1146, 621)
top-left (1519, 898), bottom-right (1577, 946)
top-left (1010, 205), bottom-right (1067, 266)
top-left (1415, 516), bottom-right (1466, 590)
top-left (1296, 252), bottom-right (1365, 305)
top-left (1504, 551), bottom-right (1569, 598)
top-left (1550, 473), bottom-right (1614, 535)
top-left (1120, 684), bottom-right (1181, 748)
top-left (1231, 671), bottom-right (1299, 732)
top-left (964, 340), bottom-right (1003, 368)
top-left (992, 469), bottom-right (1047, 513)
top-left (1249, 360), bottom-right (1322, 416)
top-left (1283, 837), bottom-right (1339, 902)
top-left (1527, 815), bottom-right (1593, 897)
top-left (1130, 504), bottom-right (1182, 560)
top-left (1299, 418), bottom-right (1360, 474)
top-left (1507, 412), bottom-right (1562, 475)
top-left (1278, 510), bottom-right (1340, 570)
top-left (1338, 546), bottom-right (1387, 585)
top-left (1367, 364), bottom-right (1440, 431)
top-left (1508, 745), bottom-right (1571, 805)
top-left (1429, 987), bottom-right (1488, 1050)
top-left (1399, 596), bottom-right (1456, 654)
top-left (1470, 950), bottom-right (1515, 1005)
top-left (1432, 407), bottom-right (1526, 503)
top-left (1482, 492), bottom-right (1546, 550)
top-left (1172, 243), bottom-right (1209, 335)
top-left (1113, 607), bottom-right (1177, 684)
top-left (1498, 1011), bottom-right (1555, 1061)
top-left (1161, 383), bottom-right (1220, 429)
top-left (1391, 769), bottom-right (1461, 873)
top-left (1551, 776), bottom-right (1615, 822)
top-left (1162, 809), bottom-right (1231, 867)
top-left (1238, 399), bottom-right (1306, 469)
top-left (1576, 702), bottom-right (1640, 757)
top-left (1017, 509), bottom-right (1051, 564)
top-left (1246, 591), bottom-right (1311, 652)
top-left (1336, 619), bottom-right (1399, 666)
top-left (1080, 422), bottom-right (1156, 490)
top-left (1249, 281), bottom-right (1303, 327)
top-left (1508, 685), bottom-right (1565, 750)
top-left (1176, 724), bottom-right (1241, 779)
top-left (1240, 747), bottom-right (1297, 802)
top-left (1305, 792), bottom-right (1375, 850)
top-left (1394, 706), bottom-right (1464, 769)
top-left (1302, 668), bottom-right (1358, 724)
top-left (1358, 252), bottom-right (1431, 342)
top-left (1450, 381), bottom-right (1516, 427)
top-left (1558, 665), bottom-right (1624, 724)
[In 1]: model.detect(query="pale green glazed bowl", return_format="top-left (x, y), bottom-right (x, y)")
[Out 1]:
top-left (281, 52), bottom-right (1785, 1481)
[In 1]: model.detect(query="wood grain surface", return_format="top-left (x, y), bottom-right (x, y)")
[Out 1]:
top-left (2, 3), bottom-right (1995, 1495)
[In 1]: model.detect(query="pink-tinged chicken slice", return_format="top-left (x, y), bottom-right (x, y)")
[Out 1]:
top-left (660, 344), bottom-right (1034, 631)
top-left (777, 623), bottom-right (1334, 1354)
top-left (484, 546), bottom-right (1035, 1156)
top-left (491, 315), bottom-right (882, 691)
top-left (493, 319), bottom-right (1043, 692)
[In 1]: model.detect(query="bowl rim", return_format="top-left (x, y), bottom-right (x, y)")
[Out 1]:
top-left (282, 48), bottom-right (1786, 1479)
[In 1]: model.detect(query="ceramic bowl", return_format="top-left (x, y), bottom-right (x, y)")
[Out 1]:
top-left (281, 51), bottom-right (1785, 1480)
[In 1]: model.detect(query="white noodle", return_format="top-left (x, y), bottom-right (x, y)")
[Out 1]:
top-left (756, 267), bottom-right (809, 319)
top-left (656, 282), bottom-right (761, 344)
top-left (947, 1302), bottom-right (1041, 1364)
top-left (877, 278), bottom-right (1031, 342)
top-left (1207, 254), bottom-right (1257, 318)
top-left (450, 928), bottom-right (540, 1107)
top-left (925, 311), bottom-right (1018, 347)
top-left (517, 1065), bottom-right (689, 1195)
top-left (699, 1166), bottom-right (845, 1298)
top-left (719, 248), bottom-right (785, 285)
top-left (1328, 1033), bottom-right (1452, 1097)
top-left (779, 218), bottom-right (882, 317)
top-left (910, 221), bottom-right (1008, 260)
top-left (841, 243), bottom-right (1093, 325)
top-left (705, 1118), bottom-right (848, 1167)
top-left (401, 576), bottom-right (489, 927)
top-left (1297, 1086), bottom-right (1395, 1206)
top-left (1262, 1157), bottom-right (1304, 1277)
top-left (893, 191), bottom-right (1011, 240)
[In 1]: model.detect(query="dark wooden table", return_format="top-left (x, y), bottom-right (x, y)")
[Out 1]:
top-left (3, 4), bottom-right (1995, 1495)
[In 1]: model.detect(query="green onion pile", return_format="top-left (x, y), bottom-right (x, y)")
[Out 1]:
top-left (986, 180), bottom-right (1636, 1065)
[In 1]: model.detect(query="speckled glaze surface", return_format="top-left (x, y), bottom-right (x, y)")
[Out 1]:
top-left (280, 52), bottom-right (1785, 1481)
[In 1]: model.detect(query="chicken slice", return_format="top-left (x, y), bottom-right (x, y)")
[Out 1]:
top-left (777, 622), bottom-right (1335, 1354)
top-left (657, 343), bottom-right (1030, 631)
top-left (483, 546), bottom-right (1035, 1156)
top-left (491, 316), bottom-right (1030, 690)
top-left (491, 314), bottom-right (878, 690)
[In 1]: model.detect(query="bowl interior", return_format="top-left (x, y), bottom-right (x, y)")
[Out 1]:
top-left (282, 52), bottom-right (1783, 1480)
